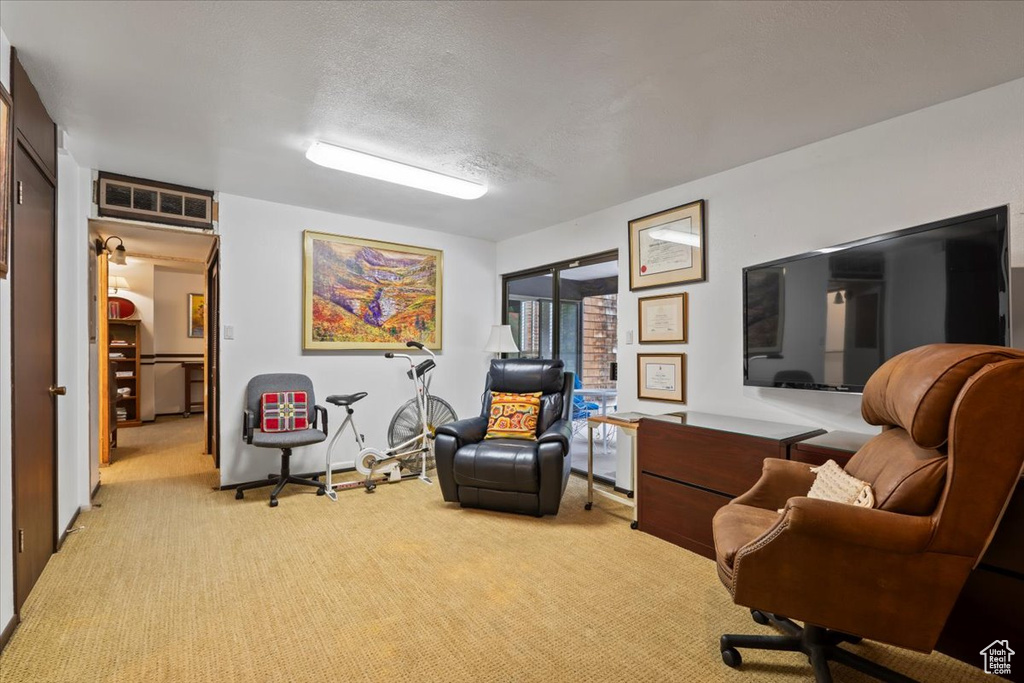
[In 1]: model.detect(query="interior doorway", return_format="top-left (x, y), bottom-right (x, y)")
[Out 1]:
top-left (501, 251), bottom-right (619, 482)
top-left (90, 220), bottom-right (219, 472)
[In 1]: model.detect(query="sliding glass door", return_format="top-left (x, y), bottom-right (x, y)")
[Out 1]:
top-left (502, 251), bottom-right (619, 481)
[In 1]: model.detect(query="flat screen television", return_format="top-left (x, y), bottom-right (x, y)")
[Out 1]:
top-left (743, 207), bottom-right (1009, 393)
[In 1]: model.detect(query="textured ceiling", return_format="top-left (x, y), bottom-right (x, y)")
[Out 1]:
top-left (4, 1), bottom-right (1024, 241)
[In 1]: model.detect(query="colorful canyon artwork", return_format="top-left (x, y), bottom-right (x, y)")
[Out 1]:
top-left (303, 231), bottom-right (442, 350)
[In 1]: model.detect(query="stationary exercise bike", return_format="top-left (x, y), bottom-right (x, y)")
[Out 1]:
top-left (322, 341), bottom-right (456, 499)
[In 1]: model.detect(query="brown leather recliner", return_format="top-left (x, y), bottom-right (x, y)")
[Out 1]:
top-left (712, 344), bottom-right (1024, 682)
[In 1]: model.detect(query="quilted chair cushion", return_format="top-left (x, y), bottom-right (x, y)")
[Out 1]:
top-left (845, 430), bottom-right (947, 515)
top-left (861, 344), bottom-right (1024, 449)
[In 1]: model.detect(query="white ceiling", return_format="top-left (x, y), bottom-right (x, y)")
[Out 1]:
top-left (90, 219), bottom-right (215, 271)
top-left (4, 1), bottom-right (1023, 241)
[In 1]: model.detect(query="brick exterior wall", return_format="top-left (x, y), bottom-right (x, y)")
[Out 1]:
top-left (581, 294), bottom-right (617, 389)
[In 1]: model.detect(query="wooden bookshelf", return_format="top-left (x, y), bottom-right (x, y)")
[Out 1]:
top-left (109, 319), bottom-right (142, 427)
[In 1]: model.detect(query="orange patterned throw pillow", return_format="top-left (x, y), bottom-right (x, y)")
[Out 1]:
top-left (485, 391), bottom-right (543, 440)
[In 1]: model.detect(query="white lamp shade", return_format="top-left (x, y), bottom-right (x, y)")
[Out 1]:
top-left (109, 276), bottom-right (130, 292)
top-left (484, 324), bottom-right (519, 353)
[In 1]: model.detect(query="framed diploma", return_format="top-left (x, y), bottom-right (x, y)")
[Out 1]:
top-left (628, 199), bottom-right (706, 291)
top-left (637, 353), bottom-right (686, 403)
top-left (638, 293), bottom-right (688, 343)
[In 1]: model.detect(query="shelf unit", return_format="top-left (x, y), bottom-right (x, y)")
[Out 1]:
top-left (109, 319), bottom-right (142, 427)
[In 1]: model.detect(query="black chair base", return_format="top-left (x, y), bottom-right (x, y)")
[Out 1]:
top-left (234, 448), bottom-right (326, 507)
top-left (720, 610), bottom-right (918, 683)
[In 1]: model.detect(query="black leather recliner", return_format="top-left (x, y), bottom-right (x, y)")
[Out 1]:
top-left (434, 359), bottom-right (574, 516)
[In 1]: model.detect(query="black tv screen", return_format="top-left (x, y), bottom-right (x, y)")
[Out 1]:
top-left (743, 207), bottom-right (1009, 392)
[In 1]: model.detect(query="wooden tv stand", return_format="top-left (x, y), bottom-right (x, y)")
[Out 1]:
top-left (636, 412), bottom-right (825, 559)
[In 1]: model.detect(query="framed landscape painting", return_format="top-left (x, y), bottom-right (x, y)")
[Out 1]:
top-left (303, 231), bottom-right (443, 350)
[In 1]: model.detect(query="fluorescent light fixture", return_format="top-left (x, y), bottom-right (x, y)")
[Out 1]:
top-left (306, 141), bottom-right (487, 200)
top-left (648, 227), bottom-right (701, 247)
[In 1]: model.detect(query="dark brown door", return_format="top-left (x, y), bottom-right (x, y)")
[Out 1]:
top-left (11, 143), bottom-right (57, 611)
top-left (11, 51), bottom-right (59, 614)
top-left (205, 246), bottom-right (220, 466)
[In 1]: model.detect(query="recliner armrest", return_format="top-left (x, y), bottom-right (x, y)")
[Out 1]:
top-left (538, 419), bottom-right (572, 454)
top-left (435, 416), bottom-right (488, 448)
top-left (243, 409), bottom-right (256, 444)
top-left (730, 458), bottom-right (816, 511)
top-left (781, 497), bottom-right (933, 554)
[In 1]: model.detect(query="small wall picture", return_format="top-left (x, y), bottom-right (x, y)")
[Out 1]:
top-left (188, 293), bottom-right (205, 338)
top-left (638, 292), bottom-right (688, 343)
top-left (629, 199), bottom-right (706, 291)
top-left (637, 353), bottom-right (686, 403)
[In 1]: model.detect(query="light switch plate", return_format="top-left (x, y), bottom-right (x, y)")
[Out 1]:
top-left (625, 329), bottom-right (634, 344)
top-left (223, 325), bottom-right (234, 340)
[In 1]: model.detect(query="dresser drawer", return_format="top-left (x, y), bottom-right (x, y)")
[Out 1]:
top-left (638, 473), bottom-right (730, 559)
top-left (639, 419), bottom-right (780, 497)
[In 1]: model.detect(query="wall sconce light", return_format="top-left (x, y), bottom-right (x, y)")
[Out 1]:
top-left (108, 276), bottom-right (130, 294)
top-left (96, 235), bottom-right (128, 265)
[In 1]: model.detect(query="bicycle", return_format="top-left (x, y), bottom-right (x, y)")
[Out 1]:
top-left (322, 341), bottom-right (457, 499)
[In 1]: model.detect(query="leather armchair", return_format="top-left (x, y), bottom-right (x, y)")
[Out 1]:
top-left (713, 344), bottom-right (1024, 682)
top-left (435, 359), bottom-right (574, 516)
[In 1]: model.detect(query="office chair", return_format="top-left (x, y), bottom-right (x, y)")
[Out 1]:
top-left (236, 373), bottom-right (329, 507)
top-left (713, 344), bottom-right (1024, 682)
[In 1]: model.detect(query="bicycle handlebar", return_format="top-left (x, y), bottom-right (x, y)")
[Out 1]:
top-left (406, 341), bottom-right (424, 349)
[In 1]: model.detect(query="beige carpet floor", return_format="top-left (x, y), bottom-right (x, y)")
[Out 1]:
top-left (0, 417), bottom-right (990, 682)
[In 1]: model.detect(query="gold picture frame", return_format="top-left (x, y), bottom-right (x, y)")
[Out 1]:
top-left (638, 292), bottom-right (688, 343)
top-left (0, 81), bottom-right (12, 279)
top-left (637, 353), bottom-right (686, 403)
top-left (303, 230), bottom-right (443, 350)
top-left (628, 199), bottom-right (706, 291)
top-left (187, 293), bottom-right (205, 338)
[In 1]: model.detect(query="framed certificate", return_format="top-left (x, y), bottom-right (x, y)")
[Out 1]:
top-left (637, 353), bottom-right (686, 403)
top-left (628, 199), bottom-right (706, 291)
top-left (638, 293), bottom-right (688, 343)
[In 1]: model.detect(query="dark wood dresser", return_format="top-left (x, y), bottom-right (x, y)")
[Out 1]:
top-left (636, 412), bottom-right (825, 559)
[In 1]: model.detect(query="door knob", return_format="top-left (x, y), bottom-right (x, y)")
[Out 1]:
top-left (49, 385), bottom-right (67, 397)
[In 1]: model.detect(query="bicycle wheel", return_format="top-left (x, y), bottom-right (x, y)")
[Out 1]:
top-left (388, 395), bottom-right (458, 472)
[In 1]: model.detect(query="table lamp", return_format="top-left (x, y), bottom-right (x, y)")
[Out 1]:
top-left (484, 324), bottom-right (519, 357)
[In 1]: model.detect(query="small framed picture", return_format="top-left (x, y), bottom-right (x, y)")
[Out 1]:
top-left (628, 199), bottom-right (706, 291)
top-left (637, 353), bottom-right (686, 403)
top-left (188, 293), bottom-right (205, 338)
top-left (638, 293), bottom-right (688, 343)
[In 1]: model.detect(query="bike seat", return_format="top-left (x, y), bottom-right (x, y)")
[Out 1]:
top-left (326, 392), bottom-right (368, 406)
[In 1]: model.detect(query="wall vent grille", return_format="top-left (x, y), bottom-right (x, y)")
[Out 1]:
top-left (97, 172), bottom-right (215, 229)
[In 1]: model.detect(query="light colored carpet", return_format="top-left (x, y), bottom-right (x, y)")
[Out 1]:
top-left (0, 417), bottom-right (989, 682)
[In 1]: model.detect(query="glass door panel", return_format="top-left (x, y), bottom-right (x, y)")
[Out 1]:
top-left (506, 272), bottom-right (554, 359)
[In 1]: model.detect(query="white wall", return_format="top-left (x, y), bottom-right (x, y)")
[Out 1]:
top-left (55, 151), bottom-right (92, 533)
top-left (496, 79), bottom-right (1024, 487)
top-left (0, 25), bottom-right (15, 634)
top-left (108, 260), bottom-right (156, 421)
top-left (153, 267), bottom-right (204, 415)
top-left (217, 194), bottom-right (497, 486)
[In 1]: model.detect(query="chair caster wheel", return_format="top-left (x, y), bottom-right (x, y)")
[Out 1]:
top-left (269, 498), bottom-right (278, 508)
top-left (751, 609), bottom-right (770, 625)
top-left (630, 520), bottom-right (638, 529)
top-left (721, 647), bottom-right (742, 668)
top-left (626, 491), bottom-right (634, 499)
top-left (316, 487), bottom-right (326, 496)
top-left (235, 490), bottom-right (244, 500)
top-left (584, 502), bottom-right (592, 510)
top-left (365, 483), bottom-right (376, 493)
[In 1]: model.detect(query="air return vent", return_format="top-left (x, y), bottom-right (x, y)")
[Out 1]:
top-left (97, 172), bottom-right (215, 230)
